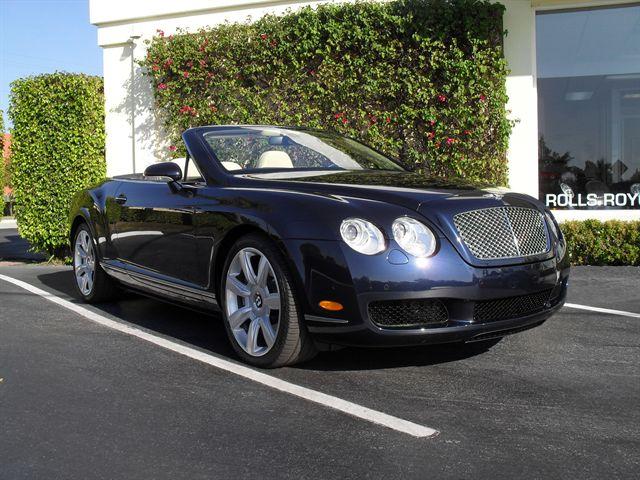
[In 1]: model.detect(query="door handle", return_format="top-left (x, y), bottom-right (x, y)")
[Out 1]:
top-left (115, 194), bottom-right (127, 205)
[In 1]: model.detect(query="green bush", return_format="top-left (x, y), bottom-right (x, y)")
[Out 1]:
top-left (9, 73), bottom-right (106, 256)
top-left (0, 109), bottom-right (5, 216)
top-left (141, 0), bottom-right (511, 184)
top-left (562, 220), bottom-right (640, 266)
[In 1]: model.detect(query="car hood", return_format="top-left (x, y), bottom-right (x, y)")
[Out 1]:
top-left (238, 170), bottom-right (499, 210)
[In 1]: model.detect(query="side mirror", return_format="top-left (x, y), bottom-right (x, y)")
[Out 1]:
top-left (144, 162), bottom-right (183, 183)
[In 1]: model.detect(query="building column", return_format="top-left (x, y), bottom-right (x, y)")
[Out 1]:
top-left (501, 0), bottom-right (539, 197)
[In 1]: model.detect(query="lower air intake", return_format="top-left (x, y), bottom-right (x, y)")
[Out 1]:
top-left (368, 299), bottom-right (448, 328)
top-left (473, 289), bottom-right (553, 323)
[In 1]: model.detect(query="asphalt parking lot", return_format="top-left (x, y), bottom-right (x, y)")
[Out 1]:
top-left (1, 262), bottom-right (639, 479)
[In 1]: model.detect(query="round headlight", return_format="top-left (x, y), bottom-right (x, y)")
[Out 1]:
top-left (340, 218), bottom-right (386, 255)
top-left (392, 217), bottom-right (437, 257)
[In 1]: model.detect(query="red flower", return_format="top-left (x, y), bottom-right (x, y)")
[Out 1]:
top-left (446, 137), bottom-right (455, 145)
top-left (168, 145), bottom-right (177, 152)
top-left (152, 65), bottom-right (160, 72)
top-left (309, 69), bottom-right (316, 76)
top-left (179, 106), bottom-right (197, 116)
top-left (183, 71), bottom-right (189, 78)
top-left (385, 117), bottom-right (391, 124)
top-left (430, 119), bottom-right (436, 126)
top-left (464, 130), bottom-right (471, 135)
top-left (479, 94), bottom-right (486, 102)
top-left (165, 59), bottom-right (174, 66)
top-left (157, 83), bottom-right (167, 90)
top-left (199, 60), bottom-right (206, 67)
top-left (427, 132), bottom-right (435, 139)
top-left (210, 105), bottom-right (218, 112)
top-left (207, 72), bottom-right (214, 78)
top-left (270, 40), bottom-right (277, 47)
top-left (341, 117), bottom-right (348, 125)
top-left (156, 29), bottom-right (165, 37)
top-left (260, 33), bottom-right (268, 40)
top-left (334, 112), bottom-right (344, 119)
top-left (437, 94), bottom-right (446, 102)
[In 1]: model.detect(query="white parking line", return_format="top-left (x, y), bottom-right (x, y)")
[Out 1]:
top-left (0, 273), bottom-right (438, 439)
top-left (564, 303), bottom-right (640, 319)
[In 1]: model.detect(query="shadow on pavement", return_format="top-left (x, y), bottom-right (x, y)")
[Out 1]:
top-left (36, 269), bottom-right (495, 370)
top-left (0, 229), bottom-right (47, 262)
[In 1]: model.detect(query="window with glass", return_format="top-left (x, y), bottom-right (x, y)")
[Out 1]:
top-left (537, 5), bottom-right (640, 209)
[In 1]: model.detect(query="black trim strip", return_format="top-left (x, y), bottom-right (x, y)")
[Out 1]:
top-left (305, 314), bottom-right (349, 324)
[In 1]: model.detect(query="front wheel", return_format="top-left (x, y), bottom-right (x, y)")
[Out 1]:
top-left (221, 234), bottom-right (317, 368)
top-left (72, 223), bottom-right (119, 303)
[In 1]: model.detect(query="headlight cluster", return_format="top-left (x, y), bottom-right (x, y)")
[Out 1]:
top-left (340, 217), bottom-right (437, 257)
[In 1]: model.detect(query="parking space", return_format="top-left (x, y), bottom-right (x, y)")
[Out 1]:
top-left (1, 264), bottom-right (639, 479)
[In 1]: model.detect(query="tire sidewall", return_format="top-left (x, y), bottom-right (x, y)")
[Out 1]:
top-left (220, 235), bottom-right (297, 368)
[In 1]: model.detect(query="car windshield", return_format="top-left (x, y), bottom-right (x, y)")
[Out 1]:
top-left (201, 127), bottom-right (405, 173)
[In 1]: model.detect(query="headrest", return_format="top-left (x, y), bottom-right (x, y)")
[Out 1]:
top-left (256, 150), bottom-right (293, 169)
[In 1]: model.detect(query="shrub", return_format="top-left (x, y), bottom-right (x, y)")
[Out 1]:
top-left (9, 73), bottom-right (106, 256)
top-left (562, 220), bottom-right (640, 266)
top-left (141, 0), bottom-right (511, 184)
top-left (0, 109), bottom-right (5, 216)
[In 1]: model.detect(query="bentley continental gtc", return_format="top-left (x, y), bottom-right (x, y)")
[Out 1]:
top-left (69, 126), bottom-right (569, 367)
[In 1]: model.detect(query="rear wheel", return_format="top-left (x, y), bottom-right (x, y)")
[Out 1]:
top-left (221, 233), bottom-right (317, 368)
top-left (72, 223), bottom-right (119, 303)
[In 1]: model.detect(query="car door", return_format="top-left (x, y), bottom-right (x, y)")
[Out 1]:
top-left (111, 178), bottom-right (201, 286)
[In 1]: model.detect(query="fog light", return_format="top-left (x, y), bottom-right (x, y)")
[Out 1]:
top-left (319, 300), bottom-right (343, 311)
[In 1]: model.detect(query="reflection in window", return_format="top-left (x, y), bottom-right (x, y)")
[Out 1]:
top-left (537, 6), bottom-right (640, 209)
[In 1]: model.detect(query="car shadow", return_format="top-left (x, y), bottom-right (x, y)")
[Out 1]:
top-left (36, 269), bottom-right (497, 371)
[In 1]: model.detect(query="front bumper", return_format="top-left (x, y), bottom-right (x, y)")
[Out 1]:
top-left (283, 237), bottom-right (570, 347)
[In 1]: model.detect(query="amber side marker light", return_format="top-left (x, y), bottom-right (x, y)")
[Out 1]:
top-left (319, 300), bottom-right (344, 311)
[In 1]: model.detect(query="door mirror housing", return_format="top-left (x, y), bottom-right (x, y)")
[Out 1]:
top-left (144, 162), bottom-right (183, 183)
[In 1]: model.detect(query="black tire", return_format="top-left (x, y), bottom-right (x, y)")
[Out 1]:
top-left (72, 223), bottom-right (119, 303)
top-left (220, 233), bottom-right (317, 368)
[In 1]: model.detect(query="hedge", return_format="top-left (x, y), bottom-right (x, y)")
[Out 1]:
top-left (9, 73), bottom-right (106, 256)
top-left (0, 109), bottom-right (5, 216)
top-left (141, 0), bottom-right (511, 184)
top-left (562, 220), bottom-right (640, 266)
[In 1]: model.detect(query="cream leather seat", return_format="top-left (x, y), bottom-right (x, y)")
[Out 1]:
top-left (221, 161), bottom-right (242, 171)
top-left (257, 150), bottom-right (293, 169)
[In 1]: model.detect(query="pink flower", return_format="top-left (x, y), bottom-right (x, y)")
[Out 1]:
top-left (152, 65), bottom-right (160, 72)
top-left (168, 35), bottom-right (174, 40)
top-left (260, 33), bottom-right (268, 40)
top-left (183, 71), bottom-right (189, 78)
top-left (309, 69), bottom-right (316, 76)
top-left (385, 117), bottom-right (391, 124)
top-left (168, 145), bottom-right (177, 152)
top-left (165, 59), bottom-right (174, 67)
top-left (446, 137), bottom-right (455, 145)
top-left (156, 29), bottom-right (165, 37)
top-left (437, 94), bottom-right (446, 102)
top-left (270, 40), bottom-right (277, 47)
top-left (464, 130), bottom-right (471, 135)
top-left (427, 132), bottom-right (435, 139)
top-left (341, 117), bottom-right (348, 125)
top-left (199, 60), bottom-right (206, 67)
top-left (157, 83), bottom-right (167, 90)
top-left (334, 112), bottom-right (344, 119)
top-left (430, 119), bottom-right (436, 126)
top-left (479, 94), bottom-right (486, 102)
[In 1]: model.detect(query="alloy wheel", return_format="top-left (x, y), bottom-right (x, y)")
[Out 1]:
top-left (74, 230), bottom-right (96, 296)
top-left (224, 247), bottom-right (281, 357)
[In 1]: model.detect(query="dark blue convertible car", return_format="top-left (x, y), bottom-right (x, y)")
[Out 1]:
top-left (69, 126), bottom-right (569, 367)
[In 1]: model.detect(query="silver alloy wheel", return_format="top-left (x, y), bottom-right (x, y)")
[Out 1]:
top-left (74, 230), bottom-right (95, 296)
top-left (224, 247), bottom-right (281, 357)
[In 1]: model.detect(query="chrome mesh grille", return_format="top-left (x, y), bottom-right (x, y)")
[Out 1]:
top-left (453, 207), bottom-right (549, 260)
